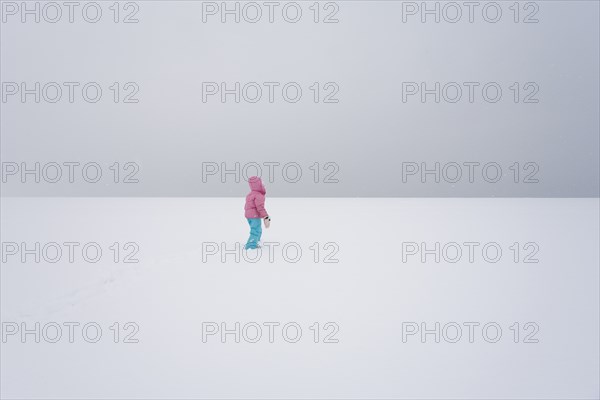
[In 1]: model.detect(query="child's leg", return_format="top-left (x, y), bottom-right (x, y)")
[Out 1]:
top-left (256, 219), bottom-right (263, 243)
top-left (245, 218), bottom-right (262, 249)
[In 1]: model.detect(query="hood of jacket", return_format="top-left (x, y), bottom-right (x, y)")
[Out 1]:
top-left (248, 176), bottom-right (266, 195)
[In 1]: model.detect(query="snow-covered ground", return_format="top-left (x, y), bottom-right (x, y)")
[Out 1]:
top-left (1, 197), bottom-right (599, 399)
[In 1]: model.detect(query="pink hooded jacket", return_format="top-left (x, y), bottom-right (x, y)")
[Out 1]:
top-left (244, 176), bottom-right (268, 219)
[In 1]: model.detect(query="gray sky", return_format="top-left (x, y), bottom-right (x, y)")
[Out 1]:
top-left (1, 1), bottom-right (598, 197)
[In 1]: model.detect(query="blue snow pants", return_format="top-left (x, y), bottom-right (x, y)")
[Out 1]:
top-left (245, 218), bottom-right (262, 249)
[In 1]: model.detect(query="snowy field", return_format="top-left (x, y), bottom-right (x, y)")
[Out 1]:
top-left (1, 197), bottom-right (599, 399)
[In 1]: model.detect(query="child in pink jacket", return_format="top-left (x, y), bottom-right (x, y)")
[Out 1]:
top-left (244, 176), bottom-right (271, 249)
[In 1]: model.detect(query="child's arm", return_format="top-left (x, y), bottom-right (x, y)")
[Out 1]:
top-left (255, 194), bottom-right (271, 228)
top-left (254, 194), bottom-right (269, 219)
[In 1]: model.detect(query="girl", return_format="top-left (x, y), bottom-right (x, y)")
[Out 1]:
top-left (244, 176), bottom-right (271, 249)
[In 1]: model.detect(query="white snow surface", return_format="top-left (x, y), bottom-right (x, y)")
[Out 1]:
top-left (1, 197), bottom-right (599, 399)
